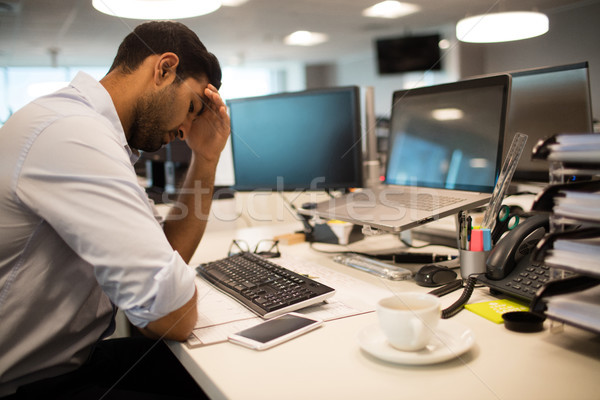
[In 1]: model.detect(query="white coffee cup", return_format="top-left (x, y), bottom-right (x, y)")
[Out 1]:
top-left (377, 292), bottom-right (441, 351)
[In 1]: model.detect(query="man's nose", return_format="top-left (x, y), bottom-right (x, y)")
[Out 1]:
top-left (177, 117), bottom-right (193, 140)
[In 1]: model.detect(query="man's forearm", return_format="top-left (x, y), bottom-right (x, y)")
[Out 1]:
top-left (163, 154), bottom-right (217, 263)
top-left (141, 288), bottom-right (198, 341)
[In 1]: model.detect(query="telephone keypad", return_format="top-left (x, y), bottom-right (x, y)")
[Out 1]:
top-left (503, 264), bottom-right (550, 300)
top-left (478, 258), bottom-right (553, 303)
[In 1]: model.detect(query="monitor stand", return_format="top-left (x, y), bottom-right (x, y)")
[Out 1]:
top-left (296, 203), bottom-right (363, 245)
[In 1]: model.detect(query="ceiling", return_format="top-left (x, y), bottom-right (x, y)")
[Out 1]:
top-left (0, 0), bottom-right (593, 68)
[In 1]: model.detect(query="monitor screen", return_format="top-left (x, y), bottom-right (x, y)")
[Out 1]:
top-left (506, 62), bottom-right (594, 182)
top-left (385, 75), bottom-right (510, 193)
top-left (376, 34), bottom-right (442, 74)
top-left (227, 86), bottom-right (363, 191)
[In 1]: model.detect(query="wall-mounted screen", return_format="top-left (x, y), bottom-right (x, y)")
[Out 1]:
top-left (376, 34), bottom-right (442, 74)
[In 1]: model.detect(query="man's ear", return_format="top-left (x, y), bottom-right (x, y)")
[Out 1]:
top-left (155, 52), bottom-right (180, 86)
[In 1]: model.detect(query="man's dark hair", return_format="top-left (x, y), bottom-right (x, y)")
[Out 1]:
top-left (108, 21), bottom-right (222, 89)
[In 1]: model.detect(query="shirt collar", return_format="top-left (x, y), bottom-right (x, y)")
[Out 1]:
top-left (69, 72), bottom-right (139, 164)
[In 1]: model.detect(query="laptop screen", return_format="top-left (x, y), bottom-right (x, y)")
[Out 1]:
top-left (385, 75), bottom-right (510, 193)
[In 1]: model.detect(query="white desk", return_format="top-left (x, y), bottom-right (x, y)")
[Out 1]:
top-left (167, 220), bottom-right (600, 400)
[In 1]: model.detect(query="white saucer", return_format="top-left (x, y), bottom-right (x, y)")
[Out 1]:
top-left (357, 319), bottom-right (475, 365)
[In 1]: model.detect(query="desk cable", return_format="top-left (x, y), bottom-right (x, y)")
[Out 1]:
top-left (431, 274), bottom-right (482, 319)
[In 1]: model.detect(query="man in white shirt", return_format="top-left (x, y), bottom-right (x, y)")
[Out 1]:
top-left (0, 21), bottom-right (229, 398)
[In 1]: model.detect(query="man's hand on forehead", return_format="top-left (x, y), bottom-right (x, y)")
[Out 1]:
top-left (183, 82), bottom-right (229, 160)
top-left (191, 84), bottom-right (219, 119)
top-left (202, 84), bottom-right (227, 116)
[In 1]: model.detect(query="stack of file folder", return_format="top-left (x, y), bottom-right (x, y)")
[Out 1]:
top-left (530, 132), bottom-right (600, 333)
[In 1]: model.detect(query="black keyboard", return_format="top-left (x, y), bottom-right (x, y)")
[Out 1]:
top-left (196, 252), bottom-right (335, 318)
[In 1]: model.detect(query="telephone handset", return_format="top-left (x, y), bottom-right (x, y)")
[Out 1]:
top-left (486, 214), bottom-right (550, 279)
top-left (478, 213), bottom-right (551, 302)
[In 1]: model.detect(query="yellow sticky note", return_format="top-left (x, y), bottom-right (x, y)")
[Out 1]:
top-left (465, 299), bottom-right (529, 324)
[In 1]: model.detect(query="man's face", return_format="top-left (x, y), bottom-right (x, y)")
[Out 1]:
top-left (128, 76), bottom-right (209, 152)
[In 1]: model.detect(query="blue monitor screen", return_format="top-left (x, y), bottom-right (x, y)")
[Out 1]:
top-left (227, 86), bottom-right (363, 191)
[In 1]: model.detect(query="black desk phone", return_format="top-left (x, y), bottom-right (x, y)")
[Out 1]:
top-left (477, 214), bottom-right (551, 303)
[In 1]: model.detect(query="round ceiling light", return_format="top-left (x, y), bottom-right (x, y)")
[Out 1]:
top-left (456, 11), bottom-right (549, 43)
top-left (92, 0), bottom-right (222, 20)
top-left (284, 31), bottom-right (329, 46)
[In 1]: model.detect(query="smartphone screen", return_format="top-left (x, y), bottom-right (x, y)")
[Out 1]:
top-left (228, 313), bottom-right (322, 350)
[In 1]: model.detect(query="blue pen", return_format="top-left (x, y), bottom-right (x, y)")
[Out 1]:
top-left (466, 216), bottom-right (472, 243)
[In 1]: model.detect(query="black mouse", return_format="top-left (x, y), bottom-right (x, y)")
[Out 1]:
top-left (415, 265), bottom-right (458, 287)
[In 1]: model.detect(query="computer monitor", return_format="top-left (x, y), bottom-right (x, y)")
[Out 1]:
top-left (137, 141), bottom-right (191, 191)
top-left (138, 136), bottom-right (235, 192)
top-left (506, 62), bottom-right (594, 182)
top-left (227, 86), bottom-right (363, 191)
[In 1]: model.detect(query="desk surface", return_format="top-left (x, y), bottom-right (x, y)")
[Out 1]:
top-left (167, 220), bottom-right (600, 400)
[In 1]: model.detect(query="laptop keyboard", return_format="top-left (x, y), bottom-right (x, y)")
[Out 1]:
top-left (196, 252), bottom-right (336, 318)
top-left (385, 193), bottom-right (464, 211)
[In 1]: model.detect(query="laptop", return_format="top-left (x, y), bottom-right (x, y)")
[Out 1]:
top-left (301, 74), bottom-right (511, 233)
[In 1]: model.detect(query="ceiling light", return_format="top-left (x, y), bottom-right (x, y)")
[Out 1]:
top-left (284, 31), bottom-right (329, 46)
top-left (92, 0), bottom-right (222, 20)
top-left (221, 0), bottom-right (249, 6)
top-left (438, 39), bottom-right (451, 50)
top-left (362, 1), bottom-right (420, 19)
top-left (456, 11), bottom-right (549, 43)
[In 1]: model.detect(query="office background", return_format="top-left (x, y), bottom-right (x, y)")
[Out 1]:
top-left (2, 5), bottom-right (600, 395)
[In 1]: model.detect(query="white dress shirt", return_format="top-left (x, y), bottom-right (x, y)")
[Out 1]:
top-left (0, 72), bottom-right (196, 395)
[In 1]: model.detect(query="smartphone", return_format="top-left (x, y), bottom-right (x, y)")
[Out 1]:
top-left (228, 313), bottom-right (323, 350)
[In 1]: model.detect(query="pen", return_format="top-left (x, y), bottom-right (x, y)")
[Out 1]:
top-left (428, 279), bottom-right (464, 297)
top-left (460, 213), bottom-right (468, 250)
top-left (372, 252), bottom-right (457, 264)
top-left (466, 216), bottom-right (472, 240)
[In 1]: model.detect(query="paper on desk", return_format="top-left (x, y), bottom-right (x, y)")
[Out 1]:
top-left (464, 299), bottom-right (529, 324)
top-left (189, 255), bottom-right (391, 346)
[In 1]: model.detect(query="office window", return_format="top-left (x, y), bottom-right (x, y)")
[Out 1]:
top-left (215, 66), bottom-right (286, 187)
top-left (0, 68), bottom-right (6, 124)
top-left (1, 65), bottom-right (284, 121)
top-left (0, 66), bottom-right (108, 126)
top-left (220, 66), bottom-right (279, 101)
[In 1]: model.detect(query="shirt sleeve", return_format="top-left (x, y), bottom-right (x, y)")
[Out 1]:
top-left (15, 115), bottom-right (196, 327)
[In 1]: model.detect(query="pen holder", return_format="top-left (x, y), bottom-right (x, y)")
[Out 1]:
top-left (459, 250), bottom-right (490, 279)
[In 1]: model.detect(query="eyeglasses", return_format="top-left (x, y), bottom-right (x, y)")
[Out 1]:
top-left (228, 239), bottom-right (281, 259)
